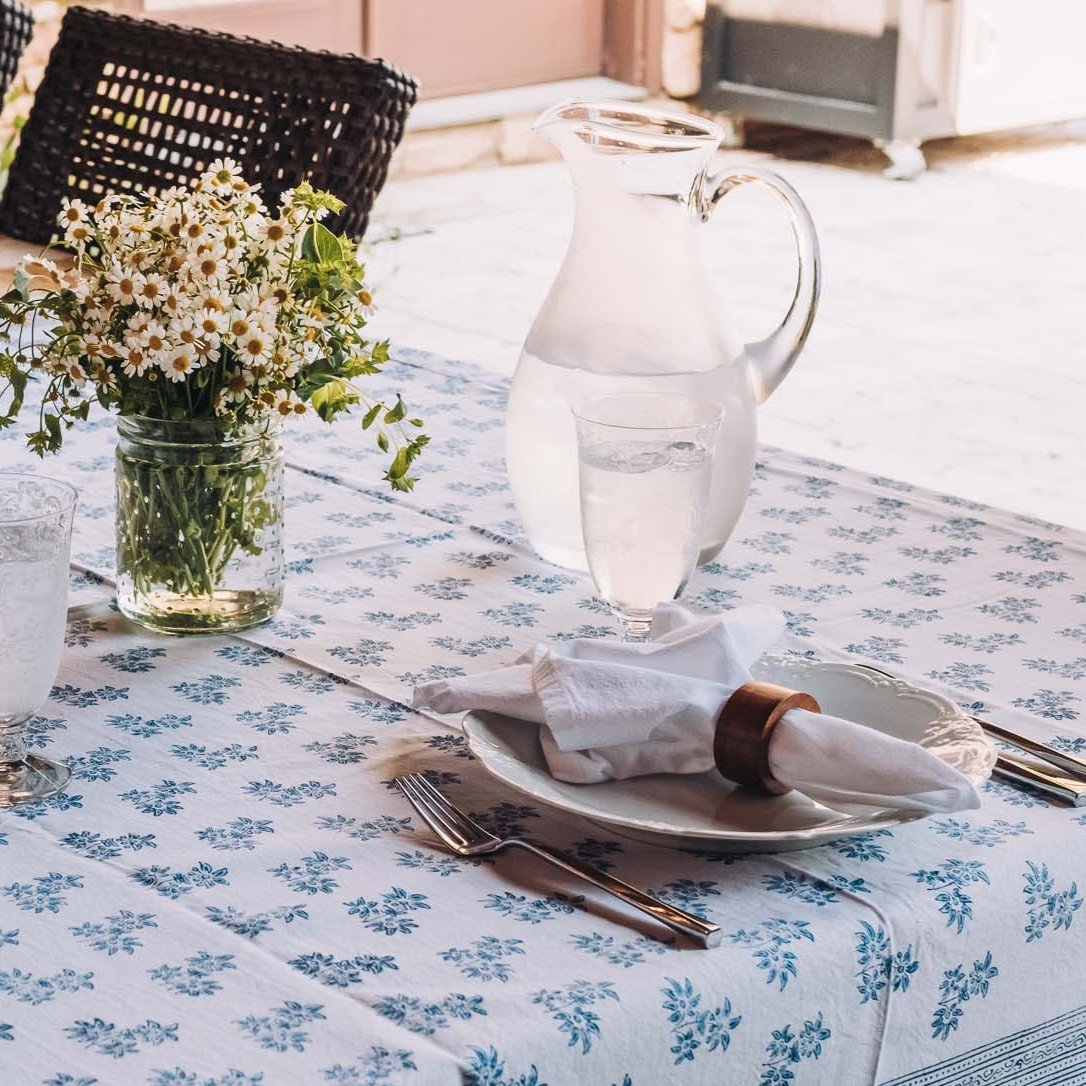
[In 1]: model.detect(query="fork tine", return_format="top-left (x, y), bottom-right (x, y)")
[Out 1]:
top-left (409, 772), bottom-right (492, 840)
top-left (397, 776), bottom-right (470, 849)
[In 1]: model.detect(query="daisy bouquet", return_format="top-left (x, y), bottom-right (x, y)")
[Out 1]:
top-left (0, 160), bottom-right (426, 630)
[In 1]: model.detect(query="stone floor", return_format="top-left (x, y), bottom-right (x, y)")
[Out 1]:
top-left (366, 121), bottom-right (1086, 532)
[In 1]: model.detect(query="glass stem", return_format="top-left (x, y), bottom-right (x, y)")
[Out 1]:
top-left (0, 722), bottom-right (29, 765)
top-left (618, 611), bottom-right (653, 643)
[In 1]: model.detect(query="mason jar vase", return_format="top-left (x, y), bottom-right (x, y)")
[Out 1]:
top-left (115, 415), bottom-right (284, 633)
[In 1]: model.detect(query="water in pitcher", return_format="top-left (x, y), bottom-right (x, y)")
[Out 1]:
top-left (579, 435), bottom-right (713, 614)
top-left (505, 352), bottom-right (743, 570)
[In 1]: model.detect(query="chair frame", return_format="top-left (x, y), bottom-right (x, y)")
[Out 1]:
top-left (0, 6), bottom-right (416, 244)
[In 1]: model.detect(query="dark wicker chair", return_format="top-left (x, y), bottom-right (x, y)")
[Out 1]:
top-left (0, 6), bottom-right (416, 244)
top-left (0, 0), bottom-right (32, 104)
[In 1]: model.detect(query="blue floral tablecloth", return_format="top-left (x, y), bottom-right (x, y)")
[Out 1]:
top-left (2, 347), bottom-right (1086, 1086)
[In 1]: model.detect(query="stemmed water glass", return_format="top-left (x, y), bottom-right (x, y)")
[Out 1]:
top-left (573, 394), bottom-right (723, 641)
top-left (0, 473), bottom-right (77, 807)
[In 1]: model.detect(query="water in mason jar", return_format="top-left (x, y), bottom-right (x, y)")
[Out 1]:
top-left (579, 435), bottom-right (712, 614)
top-left (0, 554), bottom-right (68, 720)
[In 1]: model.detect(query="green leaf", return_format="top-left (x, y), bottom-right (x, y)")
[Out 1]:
top-left (361, 403), bottom-right (381, 430)
top-left (302, 222), bottom-right (345, 265)
top-left (383, 395), bottom-right (406, 424)
top-left (376, 431), bottom-right (389, 453)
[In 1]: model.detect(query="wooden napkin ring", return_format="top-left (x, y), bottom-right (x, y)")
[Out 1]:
top-left (714, 681), bottom-right (821, 795)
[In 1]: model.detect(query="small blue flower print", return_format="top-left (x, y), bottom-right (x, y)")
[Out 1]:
top-left (855, 498), bottom-right (907, 521)
top-left (60, 831), bottom-right (155, 861)
top-left (243, 779), bottom-right (336, 807)
top-left (482, 891), bottom-right (583, 925)
top-left (762, 872), bottom-right (838, 907)
top-left (347, 698), bottom-right (409, 724)
top-left (660, 978), bottom-right (741, 1064)
top-left (106, 713), bottom-right (192, 738)
top-left (930, 516), bottom-right (985, 539)
top-left (911, 859), bottom-right (990, 932)
top-left (1004, 537), bottom-right (1062, 563)
top-left (215, 644), bottom-right (282, 667)
top-left (843, 636), bottom-right (906, 665)
top-left (344, 887), bottom-right (430, 935)
top-left (347, 552), bottom-right (410, 578)
top-left (812, 551), bottom-right (869, 577)
top-left (939, 631), bottom-right (1023, 654)
top-left (363, 610), bottom-right (442, 631)
top-left (196, 817), bottom-right (274, 851)
top-left (303, 734), bottom-right (377, 764)
top-left (67, 745), bottom-right (132, 782)
top-left (0, 967), bottom-right (94, 1005)
top-left (771, 583), bottom-right (850, 604)
top-left (289, 952), bottom-right (397, 988)
top-left (236, 702), bottom-right (306, 735)
top-left (431, 634), bottom-right (513, 656)
top-left (269, 851), bottom-right (351, 894)
top-left (205, 903), bottom-right (308, 939)
top-left (329, 638), bottom-right (394, 668)
top-left (131, 860), bottom-right (229, 900)
top-left (374, 992), bottom-right (486, 1036)
top-left (70, 910), bottom-right (157, 955)
top-left (742, 531), bottom-right (794, 555)
top-left (994, 569), bottom-right (1070, 589)
top-left (860, 608), bottom-right (941, 629)
top-left (821, 825), bottom-right (890, 860)
top-left (462, 1047), bottom-right (540, 1086)
top-left (758, 1013), bottom-right (831, 1085)
top-left (119, 779), bottom-right (197, 816)
top-left (448, 550), bottom-right (513, 569)
top-left (1024, 658), bottom-right (1086, 680)
top-left (571, 933), bottom-right (667, 968)
top-left (316, 814), bottom-right (411, 841)
top-left (2, 872), bottom-right (83, 914)
top-left (1023, 861), bottom-right (1082, 941)
top-left (170, 743), bottom-right (260, 770)
top-left (726, 919), bottom-right (814, 991)
top-left (415, 577), bottom-right (472, 601)
top-left (931, 953), bottom-right (997, 1040)
top-left (884, 573), bottom-right (946, 598)
top-left (65, 1017), bottom-right (178, 1058)
top-left (50, 684), bottom-right (130, 708)
top-left (482, 602), bottom-right (545, 628)
top-left (827, 525), bottom-right (899, 545)
top-left (1012, 689), bottom-right (1080, 720)
top-left (978, 596), bottom-right (1038, 624)
top-left (511, 573), bottom-right (578, 595)
top-left (99, 646), bottom-right (167, 673)
top-left (533, 980), bottom-right (619, 1054)
top-left (932, 817), bottom-right (1032, 847)
top-left (759, 505), bottom-right (827, 525)
top-left (170, 675), bottom-right (240, 704)
top-left (65, 617), bottom-right (108, 646)
top-left (854, 922), bottom-right (919, 1003)
top-left (149, 952), bottom-right (235, 997)
top-left (280, 669), bottom-right (346, 694)
top-left (235, 1001), bottom-right (325, 1053)
top-left (441, 937), bottom-right (525, 982)
top-left (927, 662), bottom-right (993, 692)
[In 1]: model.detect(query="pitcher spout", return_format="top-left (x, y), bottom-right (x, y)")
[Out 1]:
top-left (534, 99), bottom-right (724, 155)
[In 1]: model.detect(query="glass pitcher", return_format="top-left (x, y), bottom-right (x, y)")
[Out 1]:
top-left (506, 100), bottom-right (821, 570)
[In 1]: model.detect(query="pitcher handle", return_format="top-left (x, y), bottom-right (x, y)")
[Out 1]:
top-left (703, 166), bottom-right (821, 404)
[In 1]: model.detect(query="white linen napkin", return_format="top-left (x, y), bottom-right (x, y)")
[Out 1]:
top-left (413, 603), bottom-right (980, 815)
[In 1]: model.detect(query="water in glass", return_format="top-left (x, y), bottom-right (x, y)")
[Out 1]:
top-left (0, 473), bottom-right (77, 806)
top-left (574, 395), bottom-right (722, 640)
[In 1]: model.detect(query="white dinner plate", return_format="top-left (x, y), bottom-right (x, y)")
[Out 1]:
top-left (462, 655), bottom-right (996, 852)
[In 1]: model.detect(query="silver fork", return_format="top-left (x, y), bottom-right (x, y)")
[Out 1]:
top-left (395, 772), bottom-right (722, 948)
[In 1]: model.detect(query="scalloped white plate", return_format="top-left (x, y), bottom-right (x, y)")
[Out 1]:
top-left (462, 655), bottom-right (995, 852)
